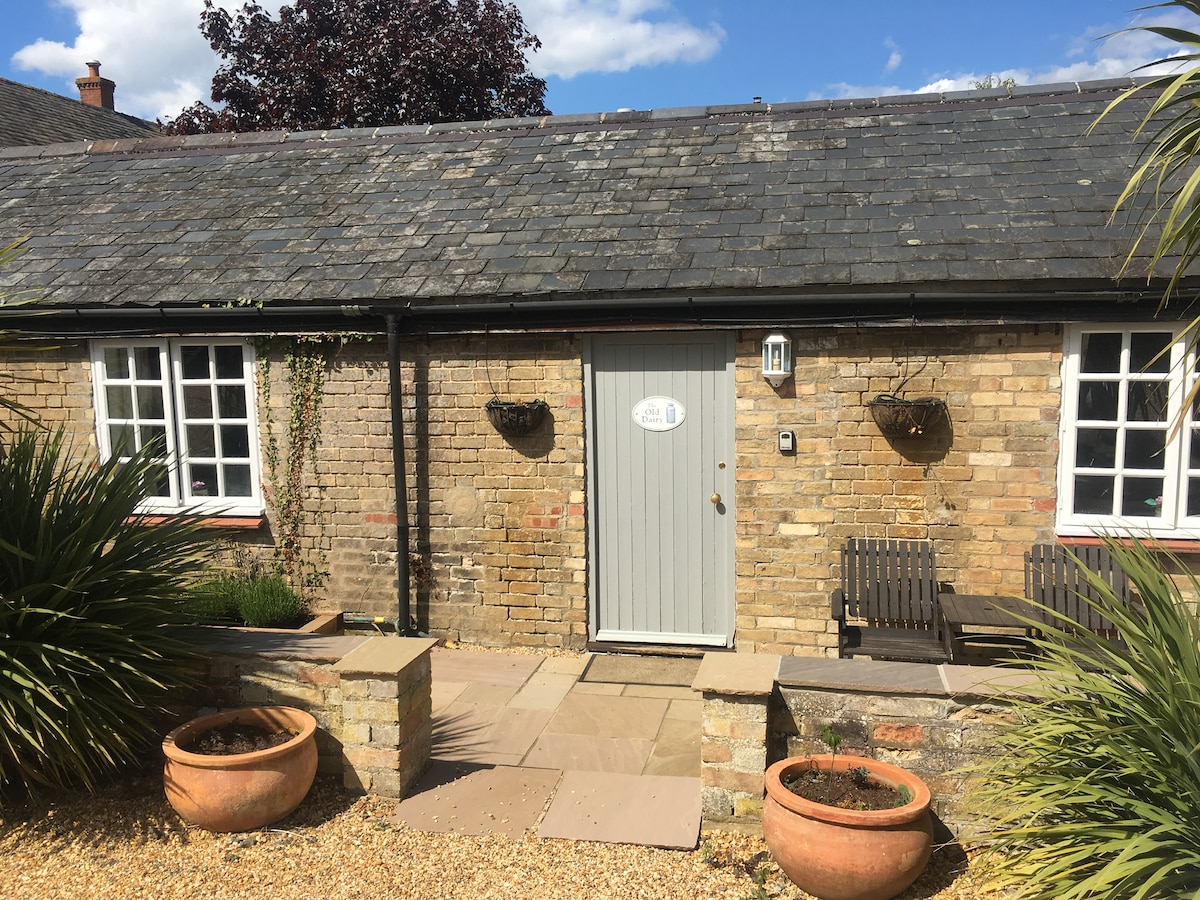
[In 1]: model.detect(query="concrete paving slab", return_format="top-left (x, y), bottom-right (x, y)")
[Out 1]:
top-left (543, 693), bottom-right (669, 741)
top-left (431, 647), bottom-right (544, 687)
top-left (508, 672), bottom-right (579, 711)
top-left (642, 717), bottom-right (701, 778)
top-left (538, 771), bottom-right (701, 850)
top-left (521, 732), bottom-right (653, 774)
top-left (390, 760), bottom-right (560, 838)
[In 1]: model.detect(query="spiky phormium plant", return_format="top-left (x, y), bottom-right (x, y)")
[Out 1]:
top-left (0, 426), bottom-right (217, 801)
top-left (975, 537), bottom-right (1200, 899)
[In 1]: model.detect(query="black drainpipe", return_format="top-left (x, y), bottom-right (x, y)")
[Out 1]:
top-left (385, 314), bottom-right (412, 635)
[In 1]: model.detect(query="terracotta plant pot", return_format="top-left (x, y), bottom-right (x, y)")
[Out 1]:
top-left (762, 754), bottom-right (933, 900)
top-left (163, 706), bottom-right (318, 833)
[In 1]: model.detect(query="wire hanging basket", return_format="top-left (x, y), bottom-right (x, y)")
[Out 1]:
top-left (866, 394), bottom-right (946, 439)
top-left (485, 398), bottom-right (549, 437)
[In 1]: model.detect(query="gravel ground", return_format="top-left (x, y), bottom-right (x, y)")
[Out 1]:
top-left (0, 772), bottom-right (1008, 900)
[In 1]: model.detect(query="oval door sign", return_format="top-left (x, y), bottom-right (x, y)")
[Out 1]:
top-left (632, 396), bottom-right (686, 432)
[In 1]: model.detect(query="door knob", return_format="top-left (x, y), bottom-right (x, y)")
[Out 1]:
top-left (710, 492), bottom-right (721, 505)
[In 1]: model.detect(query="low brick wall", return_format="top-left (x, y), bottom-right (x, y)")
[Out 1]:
top-left (696, 654), bottom-right (1030, 837)
top-left (190, 632), bottom-right (436, 798)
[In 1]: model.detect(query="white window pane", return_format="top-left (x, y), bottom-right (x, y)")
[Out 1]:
top-left (1122, 477), bottom-right (1164, 517)
top-left (1073, 474), bottom-right (1114, 515)
top-left (105, 385), bottom-right (133, 419)
top-left (180, 345), bottom-right (210, 380)
top-left (1080, 332), bottom-right (1121, 372)
top-left (133, 346), bottom-right (161, 380)
top-left (224, 464), bottom-right (252, 497)
top-left (1130, 332), bottom-right (1172, 373)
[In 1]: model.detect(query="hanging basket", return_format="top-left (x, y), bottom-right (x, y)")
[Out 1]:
top-left (485, 399), bottom-right (549, 437)
top-left (866, 395), bottom-right (946, 439)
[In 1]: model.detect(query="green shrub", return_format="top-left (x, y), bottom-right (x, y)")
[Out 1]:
top-left (0, 426), bottom-right (216, 801)
top-left (975, 537), bottom-right (1200, 898)
top-left (190, 573), bottom-right (306, 628)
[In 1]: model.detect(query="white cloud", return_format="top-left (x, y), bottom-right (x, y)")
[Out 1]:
top-left (9, 0), bottom-right (724, 120)
top-left (883, 38), bottom-right (901, 75)
top-left (523, 0), bottom-right (724, 79)
top-left (832, 9), bottom-right (1195, 100)
top-left (10, 0), bottom-right (234, 121)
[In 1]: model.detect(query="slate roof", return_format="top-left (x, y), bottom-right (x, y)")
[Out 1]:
top-left (0, 78), bottom-right (159, 148)
top-left (0, 79), bottom-right (1175, 323)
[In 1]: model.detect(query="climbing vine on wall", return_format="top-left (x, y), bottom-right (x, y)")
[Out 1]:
top-left (256, 336), bottom-right (333, 595)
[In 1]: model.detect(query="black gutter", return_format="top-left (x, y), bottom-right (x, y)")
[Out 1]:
top-left (385, 314), bottom-right (413, 636)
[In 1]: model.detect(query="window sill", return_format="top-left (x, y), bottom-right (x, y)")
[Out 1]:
top-left (1058, 535), bottom-right (1200, 554)
top-left (134, 515), bottom-right (265, 530)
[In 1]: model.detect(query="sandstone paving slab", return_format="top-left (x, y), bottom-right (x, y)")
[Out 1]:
top-left (621, 684), bottom-right (698, 700)
top-left (508, 672), bottom-right (579, 710)
top-left (543, 693), bottom-right (669, 740)
top-left (537, 654), bottom-right (591, 676)
top-left (389, 761), bottom-right (561, 838)
top-left (568, 681), bottom-right (625, 696)
top-left (431, 647), bottom-right (544, 687)
top-left (538, 771), bottom-right (702, 850)
top-left (665, 698), bottom-right (703, 721)
top-left (642, 717), bottom-right (701, 778)
top-left (521, 731), bottom-right (653, 774)
top-left (455, 682), bottom-right (520, 706)
top-left (433, 702), bottom-right (553, 763)
top-left (431, 680), bottom-right (468, 715)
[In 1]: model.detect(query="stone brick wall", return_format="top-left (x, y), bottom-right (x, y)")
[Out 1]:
top-left (732, 325), bottom-right (1063, 656)
top-left (697, 654), bottom-right (1017, 838)
top-left (193, 634), bottom-right (436, 798)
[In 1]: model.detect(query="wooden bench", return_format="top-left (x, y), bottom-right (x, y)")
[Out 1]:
top-left (831, 538), bottom-right (949, 663)
top-left (1024, 543), bottom-right (1132, 635)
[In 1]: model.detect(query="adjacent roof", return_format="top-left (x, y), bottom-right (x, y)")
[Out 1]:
top-left (0, 77), bottom-right (159, 148)
top-left (0, 79), bottom-right (1175, 325)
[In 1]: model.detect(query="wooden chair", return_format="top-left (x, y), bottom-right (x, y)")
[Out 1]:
top-left (831, 538), bottom-right (949, 663)
top-left (1024, 543), bottom-right (1132, 636)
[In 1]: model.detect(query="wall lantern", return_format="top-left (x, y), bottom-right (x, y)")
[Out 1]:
top-left (761, 332), bottom-right (793, 387)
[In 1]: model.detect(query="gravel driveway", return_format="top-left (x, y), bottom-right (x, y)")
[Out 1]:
top-left (0, 771), bottom-right (1009, 900)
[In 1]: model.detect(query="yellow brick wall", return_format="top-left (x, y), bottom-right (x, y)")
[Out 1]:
top-left (406, 334), bottom-right (587, 648)
top-left (732, 325), bottom-right (1063, 656)
top-left (0, 341), bottom-right (96, 448)
top-left (0, 323), bottom-right (1104, 658)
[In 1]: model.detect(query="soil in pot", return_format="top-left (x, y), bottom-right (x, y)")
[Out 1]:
top-left (783, 765), bottom-right (910, 811)
top-left (182, 723), bottom-right (297, 755)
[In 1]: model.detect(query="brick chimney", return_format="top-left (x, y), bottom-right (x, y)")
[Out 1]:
top-left (76, 60), bottom-right (115, 110)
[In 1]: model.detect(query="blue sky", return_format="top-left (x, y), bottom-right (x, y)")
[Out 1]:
top-left (0, 0), bottom-right (1189, 123)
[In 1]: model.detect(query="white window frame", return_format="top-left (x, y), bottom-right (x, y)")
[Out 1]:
top-left (90, 338), bottom-right (264, 517)
top-left (1057, 323), bottom-right (1200, 539)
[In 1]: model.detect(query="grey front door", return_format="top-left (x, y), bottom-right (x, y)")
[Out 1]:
top-left (584, 333), bottom-right (735, 646)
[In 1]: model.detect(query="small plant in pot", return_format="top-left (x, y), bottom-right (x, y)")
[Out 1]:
top-left (762, 725), bottom-right (933, 900)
